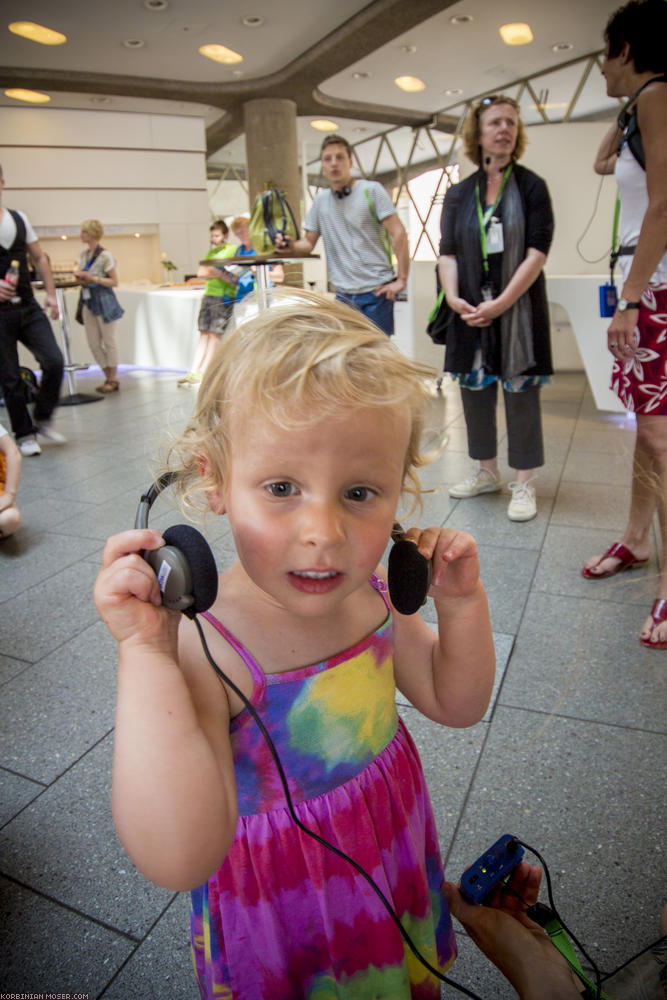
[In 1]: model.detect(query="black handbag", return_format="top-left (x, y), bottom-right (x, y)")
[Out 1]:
top-left (426, 289), bottom-right (453, 345)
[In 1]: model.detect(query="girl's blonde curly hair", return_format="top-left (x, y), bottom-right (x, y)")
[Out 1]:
top-left (162, 290), bottom-right (436, 518)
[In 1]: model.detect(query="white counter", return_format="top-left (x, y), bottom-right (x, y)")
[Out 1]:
top-left (22, 275), bottom-right (625, 414)
top-left (21, 283), bottom-right (203, 373)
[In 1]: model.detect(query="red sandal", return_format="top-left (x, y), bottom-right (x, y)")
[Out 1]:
top-left (640, 599), bottom-right (667, 649)
top-left (581, 541), bottom-right (648, 579)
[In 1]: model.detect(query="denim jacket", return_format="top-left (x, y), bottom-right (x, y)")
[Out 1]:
top-left (86, 283), bottom-right (124, 323)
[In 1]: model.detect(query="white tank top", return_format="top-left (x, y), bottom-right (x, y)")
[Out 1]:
top-left (615, 143), bottom-right (667, 285)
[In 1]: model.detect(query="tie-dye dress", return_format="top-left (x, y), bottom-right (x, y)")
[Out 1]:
top-left (191, 576), bottom-right (456, 998)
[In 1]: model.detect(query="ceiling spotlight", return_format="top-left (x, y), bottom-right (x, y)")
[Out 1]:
top-left (499, 23), bottom-right (534, 45)
top-left (310, 119), bottom-right (339, 131)
top-left (90, 96), bottom-right (110, 104)
top-left (123, 38), bottom-right (146, 48)
top-left (352, 71), bottom-right (371, 79)
top-left (242, 15), bottom-right (264, 27)
top-left (144, 0), bottom-right (168, 9)
top-left (198, 43), bottom-right (243, 64)
top-left (4, 88), bottom-right (51, 103)
top-left (8, 21), bottom-right (67, 45)
top-left (395, 75), bottom-right (426, 93)
top-left (552, 41), bottom-right (574, 52)
top-left (401, 44), bottom-right (417, 54)
top-left (444, 87), bottom-right (463, 96)
top-left (450, 14), bottom-right (473, 24)
top-left (60, 235), bottom-right (68, 240)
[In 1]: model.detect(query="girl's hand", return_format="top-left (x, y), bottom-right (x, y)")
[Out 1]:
top-left (404, 527), bottom-right (480, 602)
top-left (94, 529), bottom-right (176, 646)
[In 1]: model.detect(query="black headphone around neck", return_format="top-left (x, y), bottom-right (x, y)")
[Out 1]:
top-left (333, 185), bottom-right (352, 199)
top-left (136, 480), bottom-right (431, 617)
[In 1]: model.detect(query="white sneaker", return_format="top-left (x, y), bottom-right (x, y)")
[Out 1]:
top-left (449, 467), bottom-right (502, 499)
top-left (18, 434), bottom-right (41, 456)
top-left (36, 421), bottom-right (67, 445)
top-left (507, 481), bottom-right (537, 521)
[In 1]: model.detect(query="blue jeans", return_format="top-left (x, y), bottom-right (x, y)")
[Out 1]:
top-left (0, 300), bottom-right (64, 439)
top-left (335, 290), bottom-right (394, 336)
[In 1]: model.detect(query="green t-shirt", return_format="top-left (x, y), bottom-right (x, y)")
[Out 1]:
top-left (203, 243), bottom-right (238, 300)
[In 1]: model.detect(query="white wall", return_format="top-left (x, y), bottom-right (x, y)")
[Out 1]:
top-left (0, 106), bottom-right (210, 282)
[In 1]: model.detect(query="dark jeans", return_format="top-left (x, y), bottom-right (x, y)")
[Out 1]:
top-left (460, 381), bottom-right (544, 470)
top-left (335, 290), bottom-right (394, 336)
top-left (0, 300), bottom-right (64, 439)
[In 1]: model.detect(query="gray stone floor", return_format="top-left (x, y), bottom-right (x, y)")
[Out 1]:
top-left (0, 365), bottom-right (665, 999)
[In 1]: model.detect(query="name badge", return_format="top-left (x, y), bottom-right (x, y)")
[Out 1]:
top-left (486, 218), bottom-right (504, 254)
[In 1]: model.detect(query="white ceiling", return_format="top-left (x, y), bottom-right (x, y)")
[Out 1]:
top-left (0, 0), bottom-right (621, 163)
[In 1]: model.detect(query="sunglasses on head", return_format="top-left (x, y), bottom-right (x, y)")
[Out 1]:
top-left (476, 95), bottom-right (519, 115)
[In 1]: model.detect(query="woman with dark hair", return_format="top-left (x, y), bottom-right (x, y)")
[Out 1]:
top-left (582, 0), bottom-right (667, 650)
top-left (438, 95), bottom-right (554, 522)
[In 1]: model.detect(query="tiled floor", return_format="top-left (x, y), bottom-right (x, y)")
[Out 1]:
top-left (1, 365), bottom-right (665, 999)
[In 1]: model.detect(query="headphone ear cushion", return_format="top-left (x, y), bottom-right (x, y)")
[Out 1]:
top-left (162, 525), bottom-right (218, 613)
top-left (387, 539), bottom-right (432, 615)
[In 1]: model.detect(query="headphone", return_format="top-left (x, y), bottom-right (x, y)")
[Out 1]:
top-left (135, 473), bottom-right (218, 617)
top-left (136, 478), bottom-right (431, 617)
top-left (332, 185), bottom-right (352, 199)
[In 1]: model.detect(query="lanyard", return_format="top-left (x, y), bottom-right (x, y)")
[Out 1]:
top-left (475, 163), bottom-right (513, 277)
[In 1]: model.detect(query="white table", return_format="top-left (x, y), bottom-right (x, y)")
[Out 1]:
top-left (546, 275), bottom-right (624, 413)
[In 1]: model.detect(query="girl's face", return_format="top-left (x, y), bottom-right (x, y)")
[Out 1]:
top-left (478, 102), bottom-right (519, 160)
top-left (210, 227), bottom-right (226, 246)
top-left (220, 404), bottom-right (410, 618)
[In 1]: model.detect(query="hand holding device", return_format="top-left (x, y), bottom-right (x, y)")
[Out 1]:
top-left (460, 834), bottom-right (525, 904)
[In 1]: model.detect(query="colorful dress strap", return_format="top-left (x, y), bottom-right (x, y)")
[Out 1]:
top-left (200, 610), bottom-right (266, 704)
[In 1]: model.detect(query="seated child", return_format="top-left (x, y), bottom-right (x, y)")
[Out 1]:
top-left (0, 420), bottom-right (22, 538)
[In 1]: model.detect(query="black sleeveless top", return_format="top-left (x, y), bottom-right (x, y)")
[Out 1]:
top-left (0, 209), bottom-right (35, 306)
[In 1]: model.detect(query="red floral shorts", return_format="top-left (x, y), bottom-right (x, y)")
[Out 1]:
top-left (611, 283), bottom-right (667, 414)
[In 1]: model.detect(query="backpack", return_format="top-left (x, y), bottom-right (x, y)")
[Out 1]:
top-left (617, 74), bottom-right (667, 170)
top-left (248, 189), bottom-right (299, 255)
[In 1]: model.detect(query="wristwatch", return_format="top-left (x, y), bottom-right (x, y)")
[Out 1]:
top-left (617, 298), bottom-right (641, 312)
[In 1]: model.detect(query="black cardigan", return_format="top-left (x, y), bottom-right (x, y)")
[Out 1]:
top-left (439, 163), bottom-right (554, 378)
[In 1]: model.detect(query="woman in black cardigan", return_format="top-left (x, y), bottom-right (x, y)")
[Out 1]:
top-left (438, 95), bottom-right (554, 522)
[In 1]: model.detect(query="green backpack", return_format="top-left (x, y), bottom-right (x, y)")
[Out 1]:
top-left (248, 188), bottom-right (299, 255)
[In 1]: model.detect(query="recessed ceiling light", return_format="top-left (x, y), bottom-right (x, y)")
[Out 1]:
top-left (90, 96), bottom-right (110, 104)
top-left (60, 235), bottom-right (68, 240)
top-left (242, 15), bottom-right (264, 27)
top-left (310, 119), bottom-right (339, 131)
top-left (499, 23), bottom-right (534, 45)
top-left (144, 0), bottom-right (168, 9)
top-left (8, 21), bottom-right (67, 45)
top-left (401, 44), bottom-right (417, 54)
top-left (198, 43), bottom-right (243, 64)
top-left (552, 41), bottom-right (573, 52)
top-left (444, 87), bottom-right (463, 96)
top-left (4, 88), bottom-right (51, 103)
top-left (352, 71), bottom-right (371, 79)
top-left (450, 14), bottom-right (473, 24)
top-left (395, 75), bottom-right (426, 93)
top-left (123, 38), bottom-right (146, 49)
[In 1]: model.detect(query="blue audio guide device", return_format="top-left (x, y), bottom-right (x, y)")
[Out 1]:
top-left (460, 834), bottom-right (525, 904)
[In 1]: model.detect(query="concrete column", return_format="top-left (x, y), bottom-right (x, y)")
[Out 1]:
top-left (243, 98), bottom-right (302, 287)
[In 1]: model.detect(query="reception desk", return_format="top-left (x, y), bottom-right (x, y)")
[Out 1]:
top-left (546, 275), bottom-right (624, 413)
top-left (21, 283), bottom-right (203, 374)
top-left (21, 276), bottom-right (625, 414)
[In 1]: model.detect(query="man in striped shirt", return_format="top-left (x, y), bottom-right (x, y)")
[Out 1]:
top-left (274, 135), bottom-right (409, 335)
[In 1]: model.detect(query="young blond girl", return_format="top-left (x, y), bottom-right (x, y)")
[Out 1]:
top-left (95, 293), bottom-right (495, 999)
